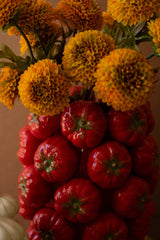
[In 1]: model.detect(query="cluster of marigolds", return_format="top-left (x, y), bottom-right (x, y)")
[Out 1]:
top-left (0, 0), bottom-right (160, 239)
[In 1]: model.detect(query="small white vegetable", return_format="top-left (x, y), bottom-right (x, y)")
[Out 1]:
top-left (0, 216), bottom-right (28, 240)
top-left (0, 193), bottom-right (19, 218)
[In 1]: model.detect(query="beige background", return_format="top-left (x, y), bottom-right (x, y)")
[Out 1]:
top-left (0, 0), bottom-right (160, 238)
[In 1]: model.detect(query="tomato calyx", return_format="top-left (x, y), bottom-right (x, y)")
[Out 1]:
top-left (29, 112), bottom-right (39, 124)
top-left (62, 193), bottom-right (86, 217)
top-left (137, 191), bottom-right (149, 209)
top-left (40, 230), bottom-right (54, 240)
top-left (72, 115), bottom-right (93, 132)
top-left (19, 177), bottom-right (26, 196)
top-left (36, 152), bottom-right (57, 174)
top-left (129, 112), bottom-right (145, 134)
top-left (102, 155), bottom-right (126, 176)
top-left (104, 232), bottom-right (120, 240)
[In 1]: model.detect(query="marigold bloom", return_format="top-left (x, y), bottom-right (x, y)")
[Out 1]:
top-left (0, 0), bottom-right (29, 29)
top-left (0, 67), bottom-right (21, 108)
top-left (103, 11), bottom-right (115, 29)
top-left (94, 49), bottom-right (155, 111)
top-left (18, 59), bottom-right (71, 116)
top-left (62, 30), bottom-right (116, 87)
top-left (107, 0), bottom-right (160, 26)
top-left (19, 22), bottom-right (62, 55)
top-left (55, 0), bottom-right (103, 31)
top-left (8, 0), bottom-right (57, 35)
top-left (148, 17), bottom-right (160, 54)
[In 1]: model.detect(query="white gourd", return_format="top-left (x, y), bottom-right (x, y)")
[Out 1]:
top-left (0, 193), bottom-right (19, 218)
top-left (0, 216), bottom-right (28, 240)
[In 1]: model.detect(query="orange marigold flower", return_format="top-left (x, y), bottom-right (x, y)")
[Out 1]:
top-left (107, 0), bottom-right (160, 26)
top-left (55, 0), bottom-right (103, 31)
top-left (0, 67), bottom-right (21, 109)
top-left (148, 17), bottom-right (160, 54)
top-left (62, 30), bottom-right (116, 87)
top-left (19, 22), bottom-right (62, 55)
top-left (103, 11), bottom-right (115, 29)
top-left (0, 0), bottom-right (29, 29)
top-left (9, 0), bottom-right (57, 35)
top-left (18, 59), bottom-right (71, 116)
top-left (94, 49), bottom-right (155, 111)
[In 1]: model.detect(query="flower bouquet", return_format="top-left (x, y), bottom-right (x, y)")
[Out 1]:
top-left (0, 0), bottom-right (159, 239)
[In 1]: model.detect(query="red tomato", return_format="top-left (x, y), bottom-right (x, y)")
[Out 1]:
top-left (87, 141), bottom-right (132, 188)
top-left (19, 196), bottom-right (40, 220)
top-left (112, 176), bottom-right (150, 219)
top-left (32, 208), bottom-right (75, 240)
top-left (34, 135), bottom-right (78, 182)
top-left (142, 101), bottom-right (155, 134)
top-left (82, 212), bottom-right (128, 240)
top-left (54, 178), bottom-right (101, 223)
top-left (27, 225), bottom-right (41, 240)
top-left (17, 125), bottom-right (41, 165)
top-left (18, 165), bottom-right (52, 208)
top-left (69, 86), bottom-right (95, 101)
top-left (108, 107), bottom-right (148, 146)
top-left (131, 135), bottom-right (159, 177)
top-left (127, 200), bottom-right (156, 240)
top-left (61, 100), bottom-right (107, 148)
top-left (69, 86), bottom-right (82, 97)
top-left (28, 112), bottom-right (60, 140)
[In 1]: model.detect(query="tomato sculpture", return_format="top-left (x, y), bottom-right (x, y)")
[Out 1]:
top-left (16, 98), bottom-right (158, 240)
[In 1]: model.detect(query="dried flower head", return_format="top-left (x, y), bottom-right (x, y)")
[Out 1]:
top-left (18, 59), bottom-right (71, 116)
top-left (94, 48), bottom-right (155, 111)
top-left (0, 67), bottom-right (21, 108)
top-left (10, 0), bottom-right (57, 35)
top-left (55, 0), bottom-right (103, 31)
top-left (0, 0), bottom-right (29, 29)
top-left (62, 30), bottom-right (116, 87)
top-left (107, 0), bottom-right (160, 26)
top-left (148, 17), bottom-right (160, 54)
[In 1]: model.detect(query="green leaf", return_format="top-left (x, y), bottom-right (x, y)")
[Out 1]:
top-left (132, 21), bottom-right (146, 36)
top-left (1, 44), bottom-right (17, 62)
top-left (0, 51), bottom-right (7, 59)
top-left (0, 62), bottom-right (16, 68)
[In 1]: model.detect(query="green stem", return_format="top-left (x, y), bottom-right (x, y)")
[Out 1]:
top-left (135, 35), bottom-right (152, 45)
top-left (135, 35), bottom-right (151, 41)
top-left (34, 28), bottom-right (48, 57)
top-left (146, 52), bottom-right (154, 60)
top-left (15, 24), bottom-right (36, 63)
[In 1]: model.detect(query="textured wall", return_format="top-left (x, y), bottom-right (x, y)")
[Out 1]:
top-left (0, 0), bottom-right (159, 237)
